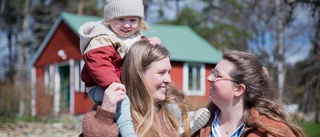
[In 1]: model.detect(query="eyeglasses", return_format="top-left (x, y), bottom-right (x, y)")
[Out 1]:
top-left (209, 69), bottom-right (238, 84)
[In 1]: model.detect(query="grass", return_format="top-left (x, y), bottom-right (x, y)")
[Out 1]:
top-left (299, 122), bottom-right (320, 137)
top-left (0, 115), bottom-right (41, 123)
top-left (0, 114), bottom-right (70, 124)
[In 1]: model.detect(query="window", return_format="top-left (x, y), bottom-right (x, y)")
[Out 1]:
top-left (44, 65), bottom-right (54, 95)
top-left (75, 60), bottom-right (85, 92)
top-left (183, 63), bottom-right (206, 96)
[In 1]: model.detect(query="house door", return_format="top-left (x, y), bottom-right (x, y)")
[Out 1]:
top-left (59, 65), bottom-right (70, 113)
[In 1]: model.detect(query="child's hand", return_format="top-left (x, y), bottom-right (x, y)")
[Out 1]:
top-left (148, 37), bottom-right (161, 45)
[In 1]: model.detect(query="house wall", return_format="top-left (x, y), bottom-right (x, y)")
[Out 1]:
top-left (74, 93), bottom-right (94, 114)
top-left (35, 22), bottom-right (81, 66)
top-left (186, 64), bottom-right (216, 109)
top-left (171, 62), bottom-right (216, 110)
top-left (170, 62), bottom-right (184, 90)
top-left (34, 21), bottom-right (92, 115)
top-left (35, 67), bottom-right (54, 115)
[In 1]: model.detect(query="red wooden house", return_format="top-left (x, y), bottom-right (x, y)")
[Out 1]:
top-left (28, 12), bottom-right (222, 116)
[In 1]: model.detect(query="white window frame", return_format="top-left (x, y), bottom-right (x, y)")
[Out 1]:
top-left (44, 64), bottom-right (55, 95)
top-left (74, 60), bottom-right (85, 92)
top-left (183, 63), bottom-right (206, 96)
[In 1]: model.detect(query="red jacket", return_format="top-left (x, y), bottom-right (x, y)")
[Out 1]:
top-left (79, 21), bottom-right (145, 90)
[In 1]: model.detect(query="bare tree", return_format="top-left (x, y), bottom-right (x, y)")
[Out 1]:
top-left (295, 0), bottom-right (320, 122)
top-left (275, 0), bottom-right (286, 99)
top-left (197, 0), bottom-right (249, 51)
top-left (0, 0), bottom-right (24, 119)
top-left (242, 1), bottom-right (310, 103)
top-left (0, 0), bottom-right (103, 118)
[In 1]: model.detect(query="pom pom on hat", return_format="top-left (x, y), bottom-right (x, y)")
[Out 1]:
top-left (104, 0), bottom-right (145, 23)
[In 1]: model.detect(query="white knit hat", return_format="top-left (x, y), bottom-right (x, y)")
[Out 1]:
top-left (104, 0), bottom-right (145, 23)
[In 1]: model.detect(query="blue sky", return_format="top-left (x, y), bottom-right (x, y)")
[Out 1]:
top-left (285, 5), bottom-right (313, 65)
top-left (145, 0), bottom-right (313, 65)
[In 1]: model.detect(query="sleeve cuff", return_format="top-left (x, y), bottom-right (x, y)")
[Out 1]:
top-left (95, 106), bottom-right (117, 125)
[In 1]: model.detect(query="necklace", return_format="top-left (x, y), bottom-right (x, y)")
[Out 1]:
top-left (222, 122), bottom-right (241, 135)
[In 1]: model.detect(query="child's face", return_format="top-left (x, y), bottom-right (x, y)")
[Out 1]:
top-left (110, 16), bottom-right (140, 37)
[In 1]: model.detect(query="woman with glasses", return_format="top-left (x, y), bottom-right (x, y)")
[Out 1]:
top-left (192, 50), bottom-right (305, 137)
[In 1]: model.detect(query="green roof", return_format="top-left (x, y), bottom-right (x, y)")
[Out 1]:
top-left (61, 12), bottom-right (102, 34)
top-left (61, 12), bottom-right (222, 64)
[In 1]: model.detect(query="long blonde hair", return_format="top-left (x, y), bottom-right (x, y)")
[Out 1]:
top-left (122, 40), bottom-right (184, 137)
top-left (164, 84), bottom-right (192, 137)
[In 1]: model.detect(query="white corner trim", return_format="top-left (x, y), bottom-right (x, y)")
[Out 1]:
top-left (69, 59), bottom-right (75, 114)
top-left (31, 67), bottom-right (36, 116)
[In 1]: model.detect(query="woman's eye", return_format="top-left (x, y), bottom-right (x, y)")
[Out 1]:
top-left (159, 72), bottom-right (166, 75)
top-left (159, 70), bottom-right (169, 76)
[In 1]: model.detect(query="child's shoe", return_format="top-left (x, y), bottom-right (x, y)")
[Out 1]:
top-left (188, 108), bottom-right (210, 134)
top-left (166, 104), bottom-right (210, 135)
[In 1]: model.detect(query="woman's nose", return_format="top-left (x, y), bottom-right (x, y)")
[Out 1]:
top-left (164, 74), bottom-right (172, 83)
top-left (207, 74), bottom-right (213, 82)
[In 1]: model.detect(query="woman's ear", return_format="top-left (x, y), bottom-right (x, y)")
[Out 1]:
top-left (234, 84), bottom-right (245, 97)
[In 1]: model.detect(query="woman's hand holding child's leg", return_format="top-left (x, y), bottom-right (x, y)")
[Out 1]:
top-left (101, 82), bottom-right (127, 112)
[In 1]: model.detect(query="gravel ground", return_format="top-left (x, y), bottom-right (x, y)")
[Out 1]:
top-left (0, 115), bottom-right (83, 137)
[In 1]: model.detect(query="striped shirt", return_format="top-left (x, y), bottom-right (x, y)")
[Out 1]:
top-left (210, 109), bottom-right (245, 137)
